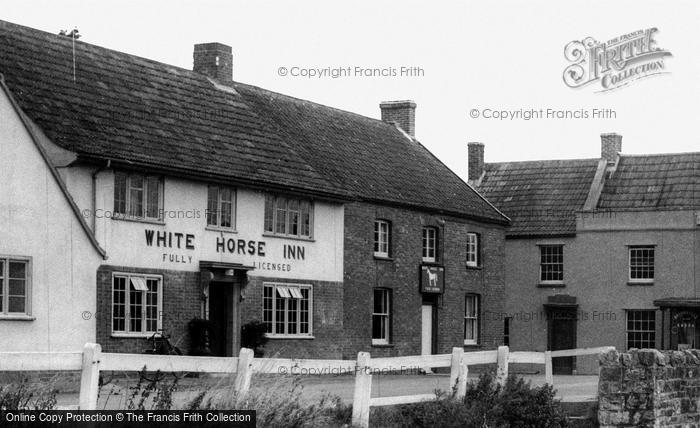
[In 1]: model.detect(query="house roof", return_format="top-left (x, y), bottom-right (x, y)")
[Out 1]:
top-left (235, 84), bottom-right (507, 222)
top-left (477, 159), bottom-right (601, 237)
top-left (598, 153), bottom-right (700, 210)
top-left (0, 19), bottom-right (507, 224)
top-left (478, 152), bottom-right (700, 238)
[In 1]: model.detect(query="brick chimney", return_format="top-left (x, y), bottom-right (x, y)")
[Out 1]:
top-left (380, 101), bottom-right (416, 137)
top-left (601, 133), bottom-right (622, 164)
top-left (468, 142), bottom-right (485, 182)
top-left (193, 43), bottom-right (233, 82)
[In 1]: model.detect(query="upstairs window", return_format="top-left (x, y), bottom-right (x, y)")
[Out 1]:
top-left (422, 227), bottom-right (438, 263)
top-left (0, 258), bottom-right (31, 317)
top-left (629, 246), bottom-right (655, 283)
top-left (539, 245), bottom-right (564, 283)
top-left (207, 186), bottom-right (235, 229)
top-left (114, 172), bottom-right (162, 221)
top-left (264, 195), bottom-right (313, 239)
top-left (374, 220), bottom-right (390, 257)
top-left (466, 233), bottom-right (481, 268)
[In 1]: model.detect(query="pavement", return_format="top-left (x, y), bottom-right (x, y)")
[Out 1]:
top-left (55, 372), bottom-right (599, 409)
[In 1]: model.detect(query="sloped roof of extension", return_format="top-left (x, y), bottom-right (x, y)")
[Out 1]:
top-left (477, 159), bottom-right (600, 237)
top-left (478, 153), bottom-right (700, 238)
top-left (598, 153), bottom-right (700, 211)
top-left (0, 20), bottom-right (508, 224)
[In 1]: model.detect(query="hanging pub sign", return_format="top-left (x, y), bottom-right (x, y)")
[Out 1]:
top-left (420, 265), bottom-right (445, 294)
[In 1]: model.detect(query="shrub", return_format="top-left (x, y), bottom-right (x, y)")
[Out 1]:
top-left (372, 371), bottom-right (569, 428)
top-left (0, 376), bottom-right (58, 420)
top-left (241, 320), bottom-right (269, 357)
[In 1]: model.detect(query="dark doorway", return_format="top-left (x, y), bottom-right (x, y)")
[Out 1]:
top-left (547, 308), bottom-right (577, 374)
top-left (208, 282), bottom-right (233, 357)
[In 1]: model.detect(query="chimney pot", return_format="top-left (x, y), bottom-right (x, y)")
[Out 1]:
top-left (468, 142), bottom-right (485, 182)
top-left (601, 133), bottom-right (622, 164)
top-left (193, 42), bottom-right (233, 82)
top-left (380, 100), bottom-right (416, 137)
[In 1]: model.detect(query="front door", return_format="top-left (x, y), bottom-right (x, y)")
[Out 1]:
top-left (421, 305), bottom-right (433, 356)
top-left (548, 309), bottom-right (576, 374)
top-left (208, 282), bottom-right (234, 357)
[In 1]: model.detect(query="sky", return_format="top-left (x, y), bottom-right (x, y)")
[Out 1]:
top-left (3, 0), bottom-right (698, 179)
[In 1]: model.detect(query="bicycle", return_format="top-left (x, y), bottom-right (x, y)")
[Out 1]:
top-left (140, 329), bottom-right (184, 382)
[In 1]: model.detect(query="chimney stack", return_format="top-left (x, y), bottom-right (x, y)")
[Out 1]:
top-left (601, 133), bottom-right (622, 165)
top-left (193, 43), bottom-right (233, 82)
top-left (380, 101), bottom-right (416, 137)
top-left (468, 142), bottom-right (485, 182)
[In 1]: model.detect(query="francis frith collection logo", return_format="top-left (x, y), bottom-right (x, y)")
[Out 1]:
top-left (563, 28), bottom-right (672, 92)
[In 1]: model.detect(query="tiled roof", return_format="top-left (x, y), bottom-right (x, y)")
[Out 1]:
top-left (477, 159), bottom-right (600, 237)
top-left (0, 20), bottom-right (507, 223)
top-left (598, 153), bottom-right (700, 210)
top-left (0, 20), bottom-right (345, 199)
top-left (235, 84), bottom-right (507, 223)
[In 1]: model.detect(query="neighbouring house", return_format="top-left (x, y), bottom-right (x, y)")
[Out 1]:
top-left (0, 74), bottom-right (104, 352)
top-left (0, 19), bottom-right (509, 358)
top-left (472, 134), bottom-right (700, 374)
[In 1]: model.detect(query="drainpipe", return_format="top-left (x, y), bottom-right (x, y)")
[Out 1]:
top-left (91, 160), bottom-right (111, 233)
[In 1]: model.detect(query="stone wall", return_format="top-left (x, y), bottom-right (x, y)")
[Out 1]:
top-left (598, 348), bottom-right (700, 427)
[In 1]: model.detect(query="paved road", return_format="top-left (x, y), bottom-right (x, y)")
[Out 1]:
top-left (55, 373), bottom-right (598, 409)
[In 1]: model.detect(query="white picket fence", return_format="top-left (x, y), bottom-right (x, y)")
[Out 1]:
top-left (0, 344), bottom-right (614, 428)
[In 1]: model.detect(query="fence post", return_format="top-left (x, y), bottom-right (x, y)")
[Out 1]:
top-left (78, 343), bottom-right (102, 410)
top-left (449, 347), bottom-right (468, 399)
top-left (496, 345), bottom-right (509, 387)
top-left (234, 348), bottom-right (254, 400)
top-left (544, 350), bottom-right (553, 386)
top-left (351, 352), bottom-right (372, 428)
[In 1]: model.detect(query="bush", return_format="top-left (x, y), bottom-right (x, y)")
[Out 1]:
top-left (185, 376), bottom-right (351, 428)
top-left (0, 376), bottom-right (58, 419)
top-left (241, 320), bottom-right (269, 357)
top-left (372, 371), bottom-right (569, 428)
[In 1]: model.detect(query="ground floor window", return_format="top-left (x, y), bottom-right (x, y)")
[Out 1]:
top-left (503, 317), bottom-right (511, 346)
top-left (112, 273), bottom-right (162, 335)
top-left (626, 310), bottom-right (655, 349)
top-left (262, 283), bottom-right (312, 336)
top-left (372, 288), bottom-right (391, 345)
top-left (0, 257), bottom-right (31, 316)
top-left (464, 294), bottom-right (480, 345)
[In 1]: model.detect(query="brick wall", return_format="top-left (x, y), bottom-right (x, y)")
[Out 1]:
top-left (598, 348), bottom-right (700, 427)
top-left (240, 276), bottom-right (344, 359)
top-left (96, 265), bottom-right (201, 354)
top-left (97, 265), bottom-right (344, 358)
top-left (342, 201), bottom-right (506, 359)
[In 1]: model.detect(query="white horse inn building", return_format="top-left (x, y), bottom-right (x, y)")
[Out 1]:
top-left (0, 20), bottom-right (509, 358)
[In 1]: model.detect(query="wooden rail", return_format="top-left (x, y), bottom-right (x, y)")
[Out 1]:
top-left (0, 344), bottom-right (614, 428)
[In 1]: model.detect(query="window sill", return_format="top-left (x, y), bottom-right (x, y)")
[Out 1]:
top-left (111, 216), bottom-right (165, 226)
top-left (205, 226), bottom-right (237, 234)
top-left (538, 282), bottom-right (565, 288)
top-left (628, 281), bottom-right (654, 286)
top-left (111, 333), bottom-right (155, 339)
top-left (463, 343), bottom-right (480, 348)
top-left (265, 334), bottom-right (315, 340)
top-left (374, 255), bottom-right (394, 261)
top-left (0, 315), bottom-right (35, 321)
top-left (262, 233), bottom-right (315, 243)
top-left (466, 264), bottom-right (482, 270)
top-left (371, 343), bottom-right (394, 348)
